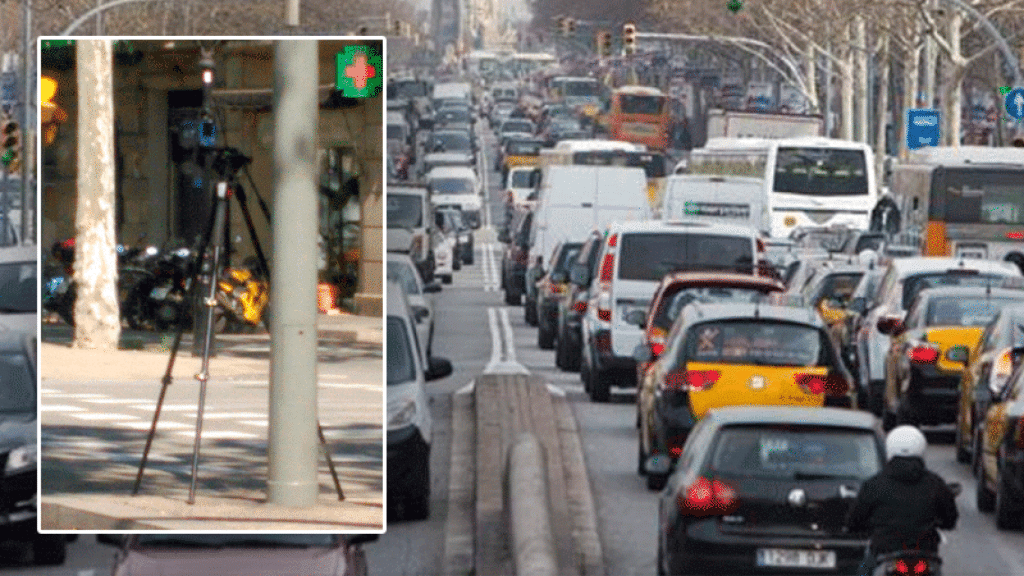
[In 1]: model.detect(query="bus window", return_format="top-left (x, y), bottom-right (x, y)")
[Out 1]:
top-left (619, 94), bottom-right (665, 115)
top-left (773, 147), bottom-right (868, 196)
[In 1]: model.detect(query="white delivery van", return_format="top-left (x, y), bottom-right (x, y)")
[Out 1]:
top-left (426, 166), bottom-right (484, 229)
top-left (660, 174), bottom-right (769, 236)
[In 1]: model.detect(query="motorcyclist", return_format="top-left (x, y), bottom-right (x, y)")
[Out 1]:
top-left (845, 425), bottom-right (958, 575)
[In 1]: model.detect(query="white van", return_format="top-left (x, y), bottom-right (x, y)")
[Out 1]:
top-left (387, 186), bottom-right (434, 281)
top-left (660, 174), bottom-right (768, 235)
top-left (519, 165), bottom-right (650, 316)
top-left (426, 166), bottom-right (483, 229)
top-left (579, 220), bottom-right (762, 402)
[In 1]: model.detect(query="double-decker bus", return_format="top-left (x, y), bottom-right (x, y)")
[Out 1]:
top-left (687, 137), bottom-right (877, 238)
top-left (605, 86), bottom-right (670, 151)
top-left (888, 146), bottom-right (1024, 261)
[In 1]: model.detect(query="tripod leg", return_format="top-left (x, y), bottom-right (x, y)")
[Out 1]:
top-left (188, 183), bottom-right (231, 504)
top-left (132, 375), bottom-right (173, 496)
top-left (318, 421), bottom-right (345, 501)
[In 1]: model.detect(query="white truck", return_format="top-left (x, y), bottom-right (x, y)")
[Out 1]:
top-left (705, 108), bottom-right (824, 139)
top-left (660, 174), bottom-right (768, 236)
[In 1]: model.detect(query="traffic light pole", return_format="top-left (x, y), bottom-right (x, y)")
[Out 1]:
top-left (21, 0), bottom-right (30, 244)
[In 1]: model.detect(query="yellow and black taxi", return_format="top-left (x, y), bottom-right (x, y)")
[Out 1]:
top-left (880, 285), bottom-right (1024, 430)
top-left (656, 406), bottom-right (881, 576)
top-left (956, 302), bottom-right (1024, 464)
top-left (636, 301), bottom-right (855, 490)
top-left (975, 355), bottom-right (1024, 530)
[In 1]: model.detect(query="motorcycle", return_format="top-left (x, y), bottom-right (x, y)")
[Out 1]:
top-left (867, 482), bottom-right (961, 576)
top-left (214, 260), bottom-right (270, 331)
top-left (122, 244), bottom-right (196, 331)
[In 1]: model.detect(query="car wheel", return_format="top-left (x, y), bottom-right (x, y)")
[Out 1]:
top-left (555, 328), bottom-right (569, 370)
top-left (589, 369), bottom-right (611, 403)
top-left (453, 258), bottom-right (461, 271)
top-left (538, 320), bottom-right (555, 350)
top-left (995, 467), bottom-right (1024, 529)
top-left (637, 427), bottom-right (648, 476)
top-left (646, 469), bottom-right (668, 491)
top-left (524, 297), bottom-right (538, 326)
top-left (504, 285), bottom-right (521, 305)
top-left (32, 536), bottom-right (67, 566)
top-left (954, 421), bottom-right (971, 464)
top-left (867, 379), bottom-right (885, 416)
top-left (441, 274), bottom-right (453, 285)
top-left (403, 447), bottom-right (431, 521)
top-left (977, 471), bottom-right (996, 513)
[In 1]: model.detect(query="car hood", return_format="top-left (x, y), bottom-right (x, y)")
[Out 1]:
top-left (0, 412), bottom-right (35, 450)
top-left (121, 547), bottom-right (344, 576)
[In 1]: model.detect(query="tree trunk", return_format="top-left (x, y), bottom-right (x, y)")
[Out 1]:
top-left (855, 16), bottom-right (869, 143)
top-left (74, 40), bottom-right (121, 350)
top-left (942, 11), bottom-right (964, 147)
top-left (840, 41), bottom-right (854, 140)
top-left (875, 36), bottom-right (890, 183)
top-left (805, 43), bottom-right (818, 114)
top-left (899, 41), bottom-right (922, 158)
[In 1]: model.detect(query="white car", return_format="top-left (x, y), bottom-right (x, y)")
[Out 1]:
top-left (387, 252), bottom-right (440, 359)
top-left (387, 280), bottom-right (452, 520)
top-left (0, 245), bottom-right (37, 335)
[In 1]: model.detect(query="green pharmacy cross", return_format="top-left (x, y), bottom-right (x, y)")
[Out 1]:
top-left (727, 0), bottom-right (744, 13)
top-left (336, 46), bottom-right (382, 98)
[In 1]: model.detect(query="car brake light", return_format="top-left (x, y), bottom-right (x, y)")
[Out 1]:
top-left (608, 234), bottom-right (618, 247)
top-left (666, 369), bottom-right (721, 391)
top-left (598, 308), bottom-right (612, 322)
top-left (676, 476), bottom-right (738, 516)
top-left (1007, 231), bottom-right (1024, 241)
top-left (573, 300), bottom-right (588, 314)
top-left (795, 372), bottom-right (850, 396)
top-left (908, 345), bottom-right (940, 364)
top-left (651, 342), bottom-right (665, 356)
top-left (894, 559), bottom-right (909, 574)
top-left (913, 559), bottom-right (929, 574)
top-left (599, 254), bottom-right (615, 282)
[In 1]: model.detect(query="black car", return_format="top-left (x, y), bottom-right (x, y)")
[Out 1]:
top-left (555, 231), bottom-right (604, 372)
top-left (657, 406), bottom-right (881, 576)
top-left (534, 241), bottom-right (583, 349)
top-left (0, 332), bottom-right (67, 565)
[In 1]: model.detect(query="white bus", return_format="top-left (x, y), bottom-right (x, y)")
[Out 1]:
top-left (686, 137), bottom-right (877, 238)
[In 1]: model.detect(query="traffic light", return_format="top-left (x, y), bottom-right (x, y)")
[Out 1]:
top-left (597, 31), bottom-right (613, 57)
top-left (40, 76), bottom-right (68, 146)
top-left (1, 116), bottom-right (20, 173)
top-left (567, 18), bottom-right (576, 34)
top-left (623, 22), bottom-right (637, 55)
top-left (393, 19), bottom-right (403, 36)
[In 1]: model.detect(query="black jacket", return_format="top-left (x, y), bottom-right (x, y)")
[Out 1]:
top-left (845, 456), bottom-right (958, 554)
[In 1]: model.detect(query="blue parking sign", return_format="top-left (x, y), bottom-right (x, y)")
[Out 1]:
top-left (906, 108), bottom-right (940, 150)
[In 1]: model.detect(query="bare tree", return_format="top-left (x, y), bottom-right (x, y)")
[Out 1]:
top-left (74, 39), bottom-right (120, 350)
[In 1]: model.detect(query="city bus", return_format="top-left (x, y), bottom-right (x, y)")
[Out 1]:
top-left (888, 146), bottom-right (1024, 261)
top-left (538, 140), bottom-right (669, 211)
top-left (605, 86), bottom-right (671, 151)
top-left (547, 76), bottom-right (604, 118)
top-left (510, 53), bottom-right (556, 78)
top-left (686, 137), bottom-right (877, 238)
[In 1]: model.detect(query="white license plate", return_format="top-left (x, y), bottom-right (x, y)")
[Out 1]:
top-left (150, 285), bottom-right (172, 300)
top-left (756, 548), bottom-right (836, 569)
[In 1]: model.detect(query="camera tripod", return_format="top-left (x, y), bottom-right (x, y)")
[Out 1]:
top-left (132, 146), bottom-right (345, 504)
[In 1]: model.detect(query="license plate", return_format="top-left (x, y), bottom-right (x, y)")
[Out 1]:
top-left (150, 285), bottom-right (172, 300)
top-left (756, 548), bottom-right (836, 569)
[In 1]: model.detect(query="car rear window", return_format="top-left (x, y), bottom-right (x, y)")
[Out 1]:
top-left (926, 296), bottom-right (1022, 327)
top-left (387, 316), bottom-right (416, 385)
top-left (903, 272), bottom-right (1013, 309)
top-left (709, 425), bottom-right (881, 480)
top-left (807, 272), bottom-right (864, 306)
top-left (553, 245), bottom-right (583, 274)
top-left (387, 261), bottom-right (421, 296)
top-left (684, 320), bottom-right (826, 367)
top-left (510, 170), bottom-right (534, 188)
top-left (387, 194), bottom-right (423, 229)
top-left (431, 178), bottom-right (474, 195)
top-left (654, 287), bottom-right (771, 330)
top-left (617, 233), bottom-right (755, 281)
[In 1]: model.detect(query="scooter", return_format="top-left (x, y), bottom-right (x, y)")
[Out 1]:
top-left (868, 482), bottom-right (961, 576)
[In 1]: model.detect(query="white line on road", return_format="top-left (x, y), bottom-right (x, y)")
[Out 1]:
top-left (500, 307), bottom-right (519, 364)
top-left (485, 307), bottom-right (501, 371)
top-left (114, 420), bottom-right (194, 430)
top-left (484, 307), bottom-right (528, 374)
top-left (39, 404), bottom-right (86, 412)
top-left (173, 430), bottom-right (261, 439)
top-left (71, 413), bottom-right (141, 421)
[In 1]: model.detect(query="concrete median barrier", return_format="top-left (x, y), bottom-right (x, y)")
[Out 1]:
top-left (508, 433), bottom-right (558, 576)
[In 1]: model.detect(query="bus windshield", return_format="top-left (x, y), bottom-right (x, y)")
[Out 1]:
top-left (936, 170), bottom-right (1024, 225)
top-left (564, 80), bottom-right (601, 97)
top-left (619, 94), bottom-right (665, 115)
top-left (773, 147), bottom-right (868, 196)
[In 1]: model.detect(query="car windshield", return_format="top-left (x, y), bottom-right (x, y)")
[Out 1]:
top-left (387, 124), bottom-right (406, 140)
top-left (925, 296), bottom-right (1022, 327)
top-left (807, 272), bottom-right (864, 307)
top-left (509, 170), bottom-right (534, 188)
top-left (710, 425), bottom-right (881, 480)
top-left (387, 316), bottom-right (416, 385)
top-left (0, 261), bottom-right (36, 313)
top-left (502, 121), bottom-right (534, 134)
top-left (902, 272), bottom-right (1013, 309)
top-left (0, 351), bottom-right (33, 412)
top-left (387, 261), bottom-right (421, 296)
top-left (684, 320), bottom-right (826, 367)
top-left (135, 534), bottom-right (336, 548)
top-left (618, 233), bottom-right (754, 280)
top-left (657, 287), bottom-right (773, 330)
top-left (387, 194), bottom-right (423, 229)
top-left (431, 177), bottom-right (474, 195)
top-left (432, 132), bottom-right (471, 151)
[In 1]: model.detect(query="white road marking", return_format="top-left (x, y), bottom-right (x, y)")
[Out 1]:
top-left (71, 413), bottom-right (141, 421)
top-left (173, 430), bottom-right (261, 439)
top-left (39, 404), bottom-right (86, 412)
top-left (484, 306), bottom-right (528, 374)
top-left (114, 420), bottom-right (194, 430)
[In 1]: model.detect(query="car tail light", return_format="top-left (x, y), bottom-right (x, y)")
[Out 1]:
top-left (573, 299), bottom-right (588, 314)
top-left (607, 234), bottom-right (618, 248)
top-left (908, 345), bottom-right (940, 364)
top-left (1007, 231), bottom-right (1024, 241)
top-left (597, 291), bottom-right (612, 322)
top-left (676, 476), bottom-right (738, 516)
top-left (795, 372), bottom-right (850, 396)
top-left (651, 342), bottom-right (665, 357)
top-left (894, 559), bottom-right (909, 574)
top-left (599, 254), bottom-right (615, 283)
top-left (548, 279), bottom-right (565, 295)
top-left (665, 370), bottom-right (721, 392)
top-left (991, 348), bottom-right (1015, 392)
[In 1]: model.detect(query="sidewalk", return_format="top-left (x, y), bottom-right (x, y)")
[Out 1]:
top-left (39, 312), bottom-right (385, 531)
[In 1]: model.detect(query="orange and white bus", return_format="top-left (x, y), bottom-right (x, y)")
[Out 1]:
top-left (606, 86), bottom-right (671, 151)
top-left (889, 146), bottom-right (1024, 261)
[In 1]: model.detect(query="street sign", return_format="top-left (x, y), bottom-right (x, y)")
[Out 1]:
top-left (906, 108), bottom-right (940, 150)
top-left (1005, 87), bottom-right (1024, 120)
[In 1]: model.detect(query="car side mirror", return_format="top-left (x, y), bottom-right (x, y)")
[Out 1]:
top-left (818, 301), bottom-right (848, 326)
top-left (945, 344), bottom-right (969, 365)
top-left (625, 309), bottom-right (647, 327)
top-left (570, 263), bottom-right (591, 286)
top-left (876, 315), bottom-right (904, 336)
top-left (412, 306), bottom-right (430, 323)
top-left (850, 296), bottom-right (868, 315)
top-left (423, 282), bottom-right (442, 294)
top-left (426, 357), bottom-right (454, 381)
top-left (550, 270), bottom-right (568, 284)
top-left (498, 228), bottom-right (511, 243)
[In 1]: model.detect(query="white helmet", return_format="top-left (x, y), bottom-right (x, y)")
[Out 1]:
top-left (885, 425), bottom-right (927, 461)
